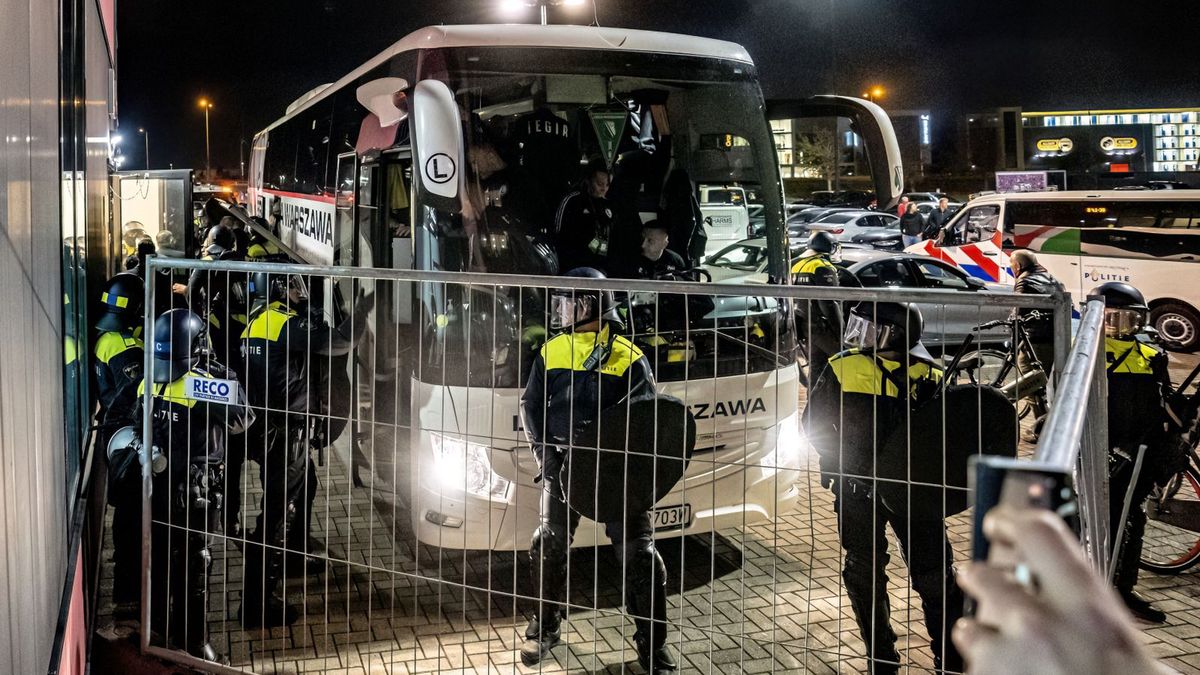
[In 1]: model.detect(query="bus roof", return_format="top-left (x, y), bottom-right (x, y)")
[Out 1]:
top-left (969, 189), bottom-right (1200, 204)
top-left (258, 24), bottom-right (754, 136)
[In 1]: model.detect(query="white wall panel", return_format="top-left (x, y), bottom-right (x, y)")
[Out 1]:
top-left (0, 0), bottom-right (75, 672)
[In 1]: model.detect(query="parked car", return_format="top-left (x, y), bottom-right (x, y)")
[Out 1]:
top-left (803, 189), bottom-right (876, 209)
top-left (836, 248), bottom-right (1010, 347)
top-left (701, 241), bottom-right (1009, 346)
top-left (804, 210), bottom-right (900, 242)
top-left (702, 238), bottom-right (806, 284)
top-left (786, 207), bottom-right (857, 236)
top-left (847, 221), bottom-right (904, 251)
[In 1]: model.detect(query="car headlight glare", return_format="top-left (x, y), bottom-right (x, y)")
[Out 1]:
top-left (430, 432), bottom-right (511, 501)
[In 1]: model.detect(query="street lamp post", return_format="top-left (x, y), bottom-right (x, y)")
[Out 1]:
top-left (862, 86), bottom-right (885, 104)
top-left (198, 98), bottom-right (213, 180)
top-left (137, 127), bottom-right (150, 169)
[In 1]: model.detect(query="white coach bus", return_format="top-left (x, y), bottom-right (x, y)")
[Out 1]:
top-left (907, 190), bottom-right (1200, 351)
top-left (248, 24), bottom-right (903, 550)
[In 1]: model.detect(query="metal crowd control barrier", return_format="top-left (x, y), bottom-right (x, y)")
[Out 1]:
top-left (134, 255), bottom-right (1084, 674)
top-left (970, 297), bottom-right (1109, 572)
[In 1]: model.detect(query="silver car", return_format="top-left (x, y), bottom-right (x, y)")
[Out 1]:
top-left (837, 248), bottom-right (1010, 347)
top-left (804, 210), bottom-right (900, 243)
top-left (702, 242), bottom-right (1010, 347)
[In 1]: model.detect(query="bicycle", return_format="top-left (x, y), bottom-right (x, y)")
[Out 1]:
top-left (1140, 362), bottom-right (1200, 574)
top-left (944, 311), bottom-right (1051, 425)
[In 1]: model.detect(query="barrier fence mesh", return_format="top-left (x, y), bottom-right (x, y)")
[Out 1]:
top-left (123, 258), bottom-right (1101, 674)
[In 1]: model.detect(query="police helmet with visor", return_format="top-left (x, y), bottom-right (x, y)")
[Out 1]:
top-left (843, 301), bottom-right (924, 354)
top-left (550, 267), bottom-right (620, 332)
top-left (248, 271), bottom-right (308, 311)
top-left (807, 231), bottom-right (840, 256)
top-left (204, 223), bottom-right (235, 251)
top-left (150, 309), bottom-right (206, 383)
top-left (1091, 281), bottom-right (1149, 339)
top-left (97, 273), bottom-right (145, 332)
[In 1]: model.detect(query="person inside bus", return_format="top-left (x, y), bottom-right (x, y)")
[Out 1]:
top-left (625, 220), bottom-right (688, 280)
top-left (461, 121), bottom-right (551, 271)
top-left (554, 159), bottom-right (614, 273)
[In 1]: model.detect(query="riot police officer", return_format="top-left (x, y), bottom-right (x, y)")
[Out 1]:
top-left (519, 267), bottom-right (677, 673)
top-left (188, 223), bottom-right (247, 366)
top-left (135, 309), bottom-right (251, 661)
top-left (246, 216), bottom-right (283, 261)
top-left (1093, 282), bottom-right (1171, 623)
top-left (791, 231), bottom-right (844, 382)
top-left (804, 302), bottom-right (963, 674)
top-left (238, 272), bottom-right (371, 628)
top-left (94, 273), bottom-right (146, 613)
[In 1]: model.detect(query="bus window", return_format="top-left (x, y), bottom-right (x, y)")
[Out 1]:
top-left (410, 46), bottom-right (791, 387)
top-left (1156, 202), bottom-right (1199, 229)
top-left (1114, 202), bottom-right (1159, 229)
top-left (264, 122), bottom-right (299, 192)
top-left (1082, 201), bottom-right (1200, 260)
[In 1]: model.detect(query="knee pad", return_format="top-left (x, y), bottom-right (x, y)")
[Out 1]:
top-left (529, 526), bottom-right (569, 566)
top-left (628, 542), bottom-right (666, 589)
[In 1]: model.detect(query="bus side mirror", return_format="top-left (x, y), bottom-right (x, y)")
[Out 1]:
top-left (412, 79), bottom-right (463, 214)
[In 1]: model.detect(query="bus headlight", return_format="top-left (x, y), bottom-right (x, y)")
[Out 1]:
top-left (774, 411), bottom-right (804, 469)
top-left (430, 432), bottom-right (511, 501)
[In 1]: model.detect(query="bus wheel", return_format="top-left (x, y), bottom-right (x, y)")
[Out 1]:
top-left (1152, 303), bottom-right (1200, 352)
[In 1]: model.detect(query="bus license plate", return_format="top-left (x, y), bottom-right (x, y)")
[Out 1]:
top-left (651, 504), bottom-right (692, 531)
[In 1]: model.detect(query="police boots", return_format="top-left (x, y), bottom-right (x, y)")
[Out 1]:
top-left (1120, 589), bottom-right (1167, 624)
top-left (519, 615), bottom-right (562, 666)
top-left (635, 638), bottom-right (678, 674)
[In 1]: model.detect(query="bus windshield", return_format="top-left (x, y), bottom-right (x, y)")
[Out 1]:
top-left (412, 46), bottom-right (791, 387)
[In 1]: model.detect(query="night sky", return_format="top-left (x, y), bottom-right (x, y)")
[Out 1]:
top-left (116, 0), bottom-right (1200, 173)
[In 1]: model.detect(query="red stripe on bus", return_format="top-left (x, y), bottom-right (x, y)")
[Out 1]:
top-left (1012, 225), bottom-right (1055, 249)
top-left (260, 188), bottom-right (337, 205)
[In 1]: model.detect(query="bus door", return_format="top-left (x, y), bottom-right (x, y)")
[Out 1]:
top-left (768, 95), bottom-right (905, 212)
top-left (349, 151), bottom-right (417, 472)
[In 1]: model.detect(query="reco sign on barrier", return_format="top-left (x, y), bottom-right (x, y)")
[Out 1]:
top-left (184, 376), bottom-right (239, 405)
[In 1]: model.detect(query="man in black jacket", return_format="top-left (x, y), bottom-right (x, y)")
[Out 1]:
top-left (554, 160), bottom-right (614, 272)
top-left (1010, 250), bottom-right (1064, 376)
top-left (924, 198), bottom-right (954, 239)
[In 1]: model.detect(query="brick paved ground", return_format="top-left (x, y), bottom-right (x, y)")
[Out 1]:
top-left (95, 353), bottom-right (1200, 674)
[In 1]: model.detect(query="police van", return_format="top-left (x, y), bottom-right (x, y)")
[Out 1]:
top-left (906, 190), bottom-right (1200, 351)
top-left (247, 24), bottom-right (903, 550)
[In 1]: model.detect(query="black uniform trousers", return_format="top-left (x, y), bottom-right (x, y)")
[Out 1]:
top-left (149, 463), bottom-right (221, 653)
top-left (834, 478), bottom-right (964, 674)
top-left (243, 412), bottom-right (319, 604)
top-left (1109, 447), bottom-right (1158, 594)
top-left (529, 451), bottom-right (668, 652)
top-left (109, 451), bottom-right (144, 606)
